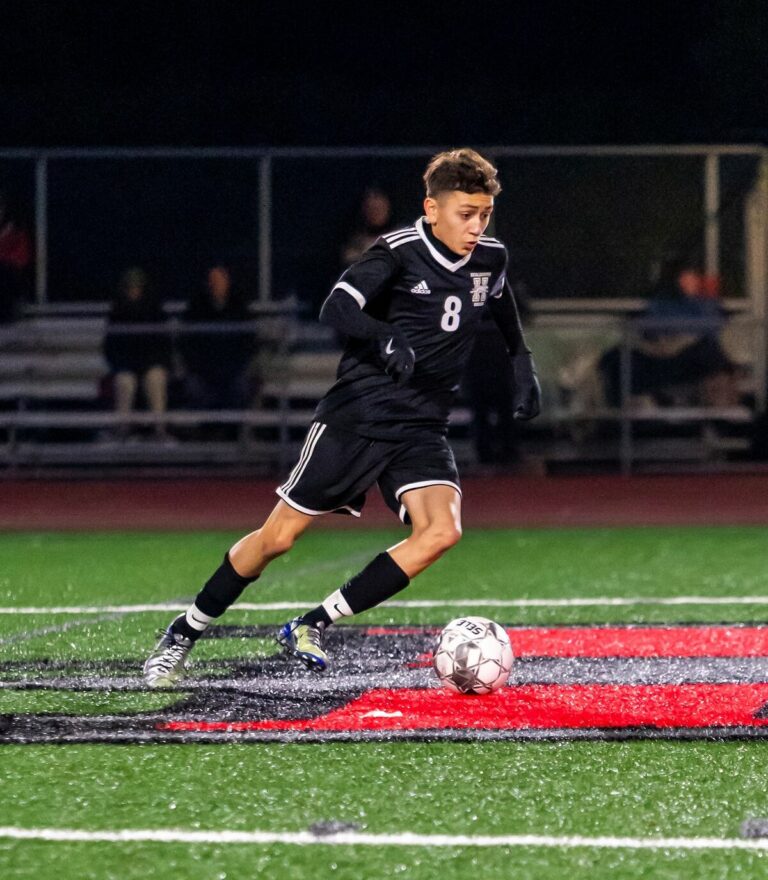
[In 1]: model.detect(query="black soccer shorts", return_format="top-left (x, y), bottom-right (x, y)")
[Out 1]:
top-left (276, 421), bottom-right (461, 523)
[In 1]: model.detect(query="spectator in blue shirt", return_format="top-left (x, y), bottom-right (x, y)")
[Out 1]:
top-left (599, 260), bottom-right (738, 408)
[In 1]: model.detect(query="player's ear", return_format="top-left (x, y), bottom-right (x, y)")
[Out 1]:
top-left (424, 196), bottom-right (438, 223)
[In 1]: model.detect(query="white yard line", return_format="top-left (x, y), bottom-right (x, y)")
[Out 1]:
top-left (0, 826), bottom-right (766, 851)
top-left (2, 596), bottom-right (768, 615)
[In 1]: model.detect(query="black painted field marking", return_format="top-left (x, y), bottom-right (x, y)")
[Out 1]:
top-left (4, 624), bottom-right (768, 744)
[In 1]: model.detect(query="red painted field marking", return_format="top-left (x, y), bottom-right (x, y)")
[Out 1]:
top-left (159, 625), bottom-right (768, 736)
top-left (509, 626), bottom-right (768, 658)
top-left (367, 625), bottom-right (768, 658)
top-left (161, 683), bottom-right (768, 733)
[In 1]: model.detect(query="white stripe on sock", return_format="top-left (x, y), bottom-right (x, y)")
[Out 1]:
top-left (321, 589), bottom-right (354, 623)
top-left (185, 605), bottom-right (214, 632)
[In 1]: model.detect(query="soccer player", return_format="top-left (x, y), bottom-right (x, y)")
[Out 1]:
top-left (143, 148), bottom-right (540, 686)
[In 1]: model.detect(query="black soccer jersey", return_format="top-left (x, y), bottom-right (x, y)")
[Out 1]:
top-left (314, 216), bottom-right (508, 440)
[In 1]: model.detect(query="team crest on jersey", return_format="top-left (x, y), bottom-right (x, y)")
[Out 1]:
top-left (470, 272), bottom-right (491, 306)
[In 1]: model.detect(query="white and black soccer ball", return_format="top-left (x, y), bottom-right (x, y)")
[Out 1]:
top-left (433, 616), bottom-right (514, 695)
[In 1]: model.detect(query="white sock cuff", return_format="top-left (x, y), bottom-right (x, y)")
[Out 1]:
top-left (185, 604), bottom-right (215, 632)
top-left (321, 589), bottom-right (354, 623)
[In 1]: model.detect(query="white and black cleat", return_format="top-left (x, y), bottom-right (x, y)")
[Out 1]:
top-left (143, 617), bottom-right (194, 688)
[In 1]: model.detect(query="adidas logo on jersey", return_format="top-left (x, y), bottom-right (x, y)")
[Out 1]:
top-left (410, 280), bottom-right (431, 295)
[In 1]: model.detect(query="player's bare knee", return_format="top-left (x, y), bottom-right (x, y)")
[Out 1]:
top-left (262, 520), bottom-right (304, 559)
top-left (260, 529), bottom-right (295, 560)
top-left (418, 523), bottom-right (462, 558)
top-left (436, 524), bottom-right (462, 553)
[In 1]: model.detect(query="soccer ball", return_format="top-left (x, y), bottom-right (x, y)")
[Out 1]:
top-left (433, 616), bottom-right (514, 695)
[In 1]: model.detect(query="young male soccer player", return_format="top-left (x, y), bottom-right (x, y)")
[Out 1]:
top-left (144, 148), bottom-right (540, 686)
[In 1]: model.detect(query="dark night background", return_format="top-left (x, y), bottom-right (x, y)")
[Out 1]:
top-left (1, 1), bottom-right (767, 306)
top-left (2, 0), bottom-right (767, 147)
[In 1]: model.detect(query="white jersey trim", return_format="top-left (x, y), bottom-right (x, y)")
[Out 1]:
top-left (333, 281), bottom-right (366, 308)
top-left (415, 217), bottom-right (473, 272)
top-left (478, 235), bottom-right (505, 250)
top-left (383, 227), bottom-right (417, 243)
top-left (389, 235), bottom-right (420, 249)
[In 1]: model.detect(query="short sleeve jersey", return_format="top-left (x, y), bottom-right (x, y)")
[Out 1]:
top-left (314, 216), bottom-right (508, 440)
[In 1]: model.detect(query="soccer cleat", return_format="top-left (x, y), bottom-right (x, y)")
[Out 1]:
top-left (276, 618), bottom-right (329, 672)
top-left (143, 617), bottom-right (195, 688)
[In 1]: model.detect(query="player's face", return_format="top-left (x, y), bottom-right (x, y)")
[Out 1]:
top-left (424, 191), bottom-right (494, 256)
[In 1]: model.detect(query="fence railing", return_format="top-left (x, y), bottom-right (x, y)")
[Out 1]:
top-left (2, 144), bottom-right (766, 309)
top-left (0, 305), bottom-right (760, 474)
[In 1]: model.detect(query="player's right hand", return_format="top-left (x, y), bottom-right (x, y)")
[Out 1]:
top-left (379, 330), bottom-right (416, 386)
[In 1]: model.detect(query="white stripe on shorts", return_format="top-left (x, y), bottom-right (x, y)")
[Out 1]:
top-left (274, 491), bottom-right (363, 517)
top-left (396, 481), bottom-right (462, 524)
top-left (280, 422), bottom-right (326, 495)
top-left (394, 480), bottom-right (462, 501)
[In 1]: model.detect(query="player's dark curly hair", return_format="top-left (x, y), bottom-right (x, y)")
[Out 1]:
top-left (423, 148), bottom-right (501, 198)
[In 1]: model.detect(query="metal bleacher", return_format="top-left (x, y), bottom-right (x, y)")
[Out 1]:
top-left (3, 142), bottom-right (765, 475)
top-left (523, 301), bottom-right (759, 473)
top-left (0, 301), bottom-right (324, 474)
top-left (0, 297), bottom-right (760, 476)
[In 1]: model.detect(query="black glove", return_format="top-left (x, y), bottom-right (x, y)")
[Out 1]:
top-left (512, 351), bottom-right (541, 420)
top-left (379, 330), bottom-right (416, 386)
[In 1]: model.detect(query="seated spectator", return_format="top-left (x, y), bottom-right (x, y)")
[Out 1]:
top-left (599, 260), bottom-right (738, 408)
top-left (340, 188), bottom-right (393, 267)
top-left (179, 265), bottom-right (257, 410)
top-left (0, 191), bottom-right (32, 324)
top-left (102, 267), bottom-right (174, 441)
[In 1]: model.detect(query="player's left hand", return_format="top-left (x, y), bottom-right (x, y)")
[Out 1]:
top-left (511, 351), bottom-right (541, 420)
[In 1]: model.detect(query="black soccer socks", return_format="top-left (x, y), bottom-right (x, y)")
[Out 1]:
top-left (341, 552), bottom-right (410, 612)
top-left (172, 552), bottom-right (257, 642)
top-left (197, 552), bottom-right (257, 617)
top-left (300, 552), bottom-right (410, 628)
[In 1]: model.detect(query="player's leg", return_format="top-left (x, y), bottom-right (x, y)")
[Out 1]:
top-left (282, 485), bottom-right (461, 671)
top-left (143, 500), bottom-right (313, 687)
top-left (228, 499), bottom-right (315, 577)
top-left (145, 420), bottom-right (373, 685)
top-left (386, 484), bottom-right (462, 576)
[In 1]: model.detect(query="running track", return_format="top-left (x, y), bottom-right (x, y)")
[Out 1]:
top-left (3, 475), bottom-right (768, 529)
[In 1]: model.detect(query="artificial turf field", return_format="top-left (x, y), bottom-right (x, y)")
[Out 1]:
top-left (2, 526), bottom-right (768, 878)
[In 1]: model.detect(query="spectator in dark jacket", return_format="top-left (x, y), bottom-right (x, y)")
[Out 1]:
top-left (340, 188), bottom-right (393, 267)
top-left (103, 267), bottom-right (173, 440)
top-left (180, 265), bottom-right (257, 410)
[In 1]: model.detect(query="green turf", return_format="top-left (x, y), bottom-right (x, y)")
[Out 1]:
top-left (0, 690), bottom-right (185, 715)
top-left (5, 741), bottom-right (768, 835)
top-left (2, 743), bottom-right (768, 878)
top-left (4, 526), bottom-right (768, 608)
top-left (2, 527), bottom-right (768, 879)
top-left (6, 840), bottom-right (767, 880)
